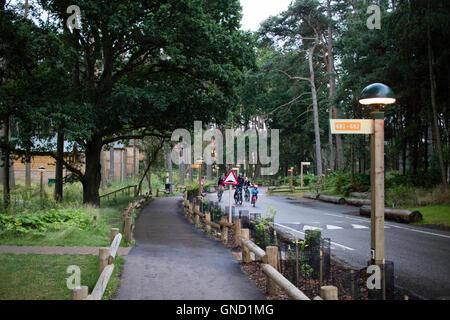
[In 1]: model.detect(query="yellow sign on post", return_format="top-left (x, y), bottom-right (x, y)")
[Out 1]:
top-left (330, 119), bottom-right (374, 135)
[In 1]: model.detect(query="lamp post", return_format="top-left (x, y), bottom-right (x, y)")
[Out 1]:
top-left (359, 83), bottom-right (396, 267)
top-left (39, 166), bottom-right (45, 209)
top-left (196, 157), bottom-right (204, 196)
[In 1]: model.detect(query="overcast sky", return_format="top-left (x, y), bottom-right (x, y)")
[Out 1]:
top-left (240, 0), bottom-right (292, 31)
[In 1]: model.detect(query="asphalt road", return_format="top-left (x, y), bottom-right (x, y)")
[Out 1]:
top-left (214, 187), bottom-right (450, 300)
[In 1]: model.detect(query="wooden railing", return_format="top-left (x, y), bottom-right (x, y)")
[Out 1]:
top-left (181, 192), bottom-right (338, 301)
top-left (99, 185), bottom-right (138, 201)
top-left (72, 229), bottom-right (122, 300)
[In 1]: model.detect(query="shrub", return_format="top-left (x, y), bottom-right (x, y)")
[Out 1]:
top-left (0, 209), bottom-right (91, 235)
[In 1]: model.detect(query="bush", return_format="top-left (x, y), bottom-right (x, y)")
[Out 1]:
top-left (0, 208), bottom-right (90, 235)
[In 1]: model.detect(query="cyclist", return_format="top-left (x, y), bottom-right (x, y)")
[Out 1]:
top-left (217, 173), bottom-right (225, 202)
top-left (243, 177), bottom-right (251, 201)
top-left (251, 184), bottom-right (259, 207)
top-left (234, 173), bottom-right (245, 204)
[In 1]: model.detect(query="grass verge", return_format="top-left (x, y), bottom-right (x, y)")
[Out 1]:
top-left (0, 253), bottom-right (124, 300)
top-left (410, 204), bottom-right (450, 229)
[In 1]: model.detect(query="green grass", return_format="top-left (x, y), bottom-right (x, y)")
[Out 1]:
top-left (410, 205), bottom-right (450, 228)
top-left (0, 253), bottom-right (124, 300)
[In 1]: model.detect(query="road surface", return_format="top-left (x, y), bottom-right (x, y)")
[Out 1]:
top-left (212, 187), bottom-right (450, 300)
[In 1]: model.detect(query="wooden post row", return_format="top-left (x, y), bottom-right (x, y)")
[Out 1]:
top-left (265, 246), bottom-right (279, 295)
top-left (241, 229), bottom-right (251, 263)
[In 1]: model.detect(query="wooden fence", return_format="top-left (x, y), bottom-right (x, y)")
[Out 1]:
top-left (181, 192), bottom-right (338, 301)
top-left (72, 229), bottom-right (122, 300)
top-left (99, 185), bottom-right (139, 201)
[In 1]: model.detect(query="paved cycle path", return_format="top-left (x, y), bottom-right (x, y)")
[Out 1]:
top-left (114, 196), bottom-right (264, 300)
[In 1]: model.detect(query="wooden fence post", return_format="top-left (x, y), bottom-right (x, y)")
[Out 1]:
top-left (205, 212), bottom-right (211, 234)
top-left (266, 246), bottom-right (279, 295)
top-left (220, 217), bottom-right (228, 244)
top-left (241, 229), bottom-right (251, 263)
top-left (72, 286), bottom-right (88, 300)
top-left (110, 228), bottom-right (119, 245)
top-left (98, 248), bottom-right (110, 275)
top-left (234, 218), bottom-right (241, 248)
top-left (321, 286), bottom-right (338, 300)
top-left (195, 211), bottom-right (200, 226)
top-left (124, 216), bottom-right (132, 244)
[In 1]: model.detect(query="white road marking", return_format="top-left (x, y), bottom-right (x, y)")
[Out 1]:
top-left (275, 223), bottom-right (355, 251)
top-left (326, 225), bottom-right (343, 230)
top-left (303, 225), bottom-right (322, 231)
top-left (324, 213), bottom-right (344, 218)
top-left (346, 216), bottom-right (370, 222)
top-left (384, 223), bottom-right (450, 239)
top-left (352, 224), bottom-right (369, 229)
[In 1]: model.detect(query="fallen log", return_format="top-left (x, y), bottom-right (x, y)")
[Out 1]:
top-left (349, 192), bottom-right (369, 198)
top-left (345, 198), bottom-right (372, 207)
top-left (360, 206), bottom-right (423, 223)
top-left (318, 195), bottom-right (346, 205)
top-left (303, 193), bottom-right (319, 200)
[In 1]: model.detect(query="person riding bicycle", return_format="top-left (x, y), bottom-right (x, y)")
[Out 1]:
top-left (243, 177), bottom-right (251, 200)
top-left (234, 173), bottom-right (245, 199)
top-left (251, 184), bottom-right (259, 206)
top-left (217, 173), bottom-right (225, 188)
top-left (217, 173), bottom-right (225, 201)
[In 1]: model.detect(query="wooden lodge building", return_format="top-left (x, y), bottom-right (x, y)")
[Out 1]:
top-left (0, 141), bottom-right (141, 188)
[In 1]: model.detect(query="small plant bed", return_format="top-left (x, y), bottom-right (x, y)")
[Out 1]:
top-left (240, 262), bottom-right (289, 300)
top-left (0, 253), bottom-right (124, 300)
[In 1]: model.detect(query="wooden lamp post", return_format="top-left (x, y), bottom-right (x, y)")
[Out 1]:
top-left (359, 83), bottom-right (396, 266)
top-left (196, 157), bottom-right (204, 196)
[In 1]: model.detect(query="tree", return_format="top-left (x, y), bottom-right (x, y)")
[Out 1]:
top-left (2, 0), bottom-right (256, 205)
top-left (259, 0), bottom-right (328, 176)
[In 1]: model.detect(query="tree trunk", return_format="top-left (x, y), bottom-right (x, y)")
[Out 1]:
top-left (109, 147), bottom-right (115, 182)
top-left (100, 148), bottom-right (107, 189)
top-left (308, 43), bottom-right (323, 176)
top-left (326, 0), bottom-right (344, 171)
top-left (180, 163), bottom-right (185, 186)
top-left (122, 148), bottom-right (127, 183)
top-left (81, 135), bottom-right (103, 205)
top-left (133, 140), bottom-right (137, 178)
top-left (428, 22), bottom-right (448, 186)
top-left (9, 153), bottom-right (14, 190)
top-left (25, 158), bottom-right (31, 188)
top-left (54, 130), bottom-right (64, 202)
top-left (164, 143), bottom-right (172, 186)
top-left (1, 119), bottom-right (10, 209)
